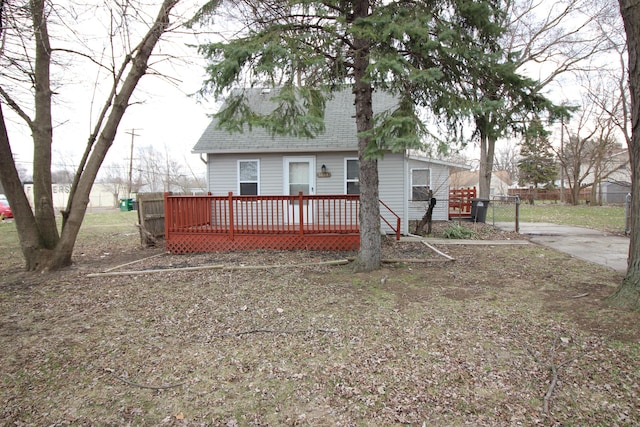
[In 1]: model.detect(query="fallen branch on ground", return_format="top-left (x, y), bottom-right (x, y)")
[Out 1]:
top-left (102, 252), bottom-right (166, 273)
top-left (87, 259), bottom-right (350, 277)
top-left (346, 256), bottom-right (451, 263)
top-left (218, 328), bottom-right (338, 337)
top-left (223, 259), bottom-right (349, 270)
top-left (569, 293), bottom-right (589, 299)
top-left (381, 258), bottom-right (454, 263)
top-left (525, 336), bottom-right (588, 417)
top-left (543, 338), bottom-right (560, 416)
top-left (421, 241), bottom-right (455, 261)
top-left (87, 264), bottom-right (225, 277)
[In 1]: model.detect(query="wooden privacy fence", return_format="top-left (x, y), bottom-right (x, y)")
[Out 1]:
top-left (137, 192), bottom-right (166, 246)
top-left (508, 187), bottom-right (592, 203)
top-left (164, 192), bottom-right (401, 254)
top-left (449, 187), bottom-right (476, 219)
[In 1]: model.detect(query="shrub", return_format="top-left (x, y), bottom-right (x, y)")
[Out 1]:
top-left (443, 222), bottom-right (476, 239)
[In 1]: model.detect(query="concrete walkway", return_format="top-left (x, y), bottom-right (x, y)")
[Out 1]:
top-left (495, 222), bottom-right (629, 273)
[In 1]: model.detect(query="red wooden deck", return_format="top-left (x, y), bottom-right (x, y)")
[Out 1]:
top-left (164, 192), bottom-right (400, 254)
top-left (449, 187), bottom-right (476, 219)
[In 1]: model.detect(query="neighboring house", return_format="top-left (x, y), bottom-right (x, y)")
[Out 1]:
top-left (23, 182), bottom-right (122, 211)
top-left (192, 88), bottom-right (470, 235)
top-left (592, 148), bottom-right (631, 204)
top-left (449, 170), bottom-right (514, 196)
top-left (561, 147), bottom-right (631, 204)
top-left (573, 147), bottom-right (631, 186)
top-left (600, 181), bottom-right (630, 204)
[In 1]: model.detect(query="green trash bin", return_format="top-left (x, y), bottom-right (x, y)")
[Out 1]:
top-left (119, 198), bottom-right (133, 211)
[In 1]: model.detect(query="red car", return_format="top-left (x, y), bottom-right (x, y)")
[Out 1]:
top-left (0, 200), bottom-right (13, 219)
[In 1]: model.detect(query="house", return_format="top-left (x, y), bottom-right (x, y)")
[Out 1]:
top-left (192, 88), bottom-right (469, 236)
top-left (23, 182), bottom-right (121, 211)
top-left (600, 181), bottom-right (630, 204)
top-left (587, 148), bottom-right (631, 204)
top-left (449, 169), bottom-right (514, 196)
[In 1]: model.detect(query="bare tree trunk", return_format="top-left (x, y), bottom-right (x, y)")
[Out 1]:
top-left (0, 105), bottom-right (49, 270)
top-left (478, 132), bottom-right (496, 199)
top-left (31, 0), bottom-right (59, 250)
top-left (0, 0), bottom-right (180, 271)
top-left (590, 178), bottom-right (598, 205)
top-left (351, 0), bottom-right (380, 272)
top-left (609, 0), bottom-right (640, 309)
top-left (48, 0), bottom-right (179, 269)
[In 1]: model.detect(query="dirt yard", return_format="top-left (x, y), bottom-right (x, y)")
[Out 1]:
top-left (0, 222), bottom-right (638, 426)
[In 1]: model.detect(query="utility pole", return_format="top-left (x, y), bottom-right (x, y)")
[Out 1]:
top-left (559, 115), bottom-right (564, 203)
top-left (125, 129), bottom-right (141, 198)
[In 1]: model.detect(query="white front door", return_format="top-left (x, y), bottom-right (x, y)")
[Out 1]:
top-left (284, 157), bottom-right (315, 224)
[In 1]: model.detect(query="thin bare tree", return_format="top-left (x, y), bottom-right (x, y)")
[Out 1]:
top-left (474, 0), bottom-right (613, 199)
top-left (0, 0), bottom-right (181, 271)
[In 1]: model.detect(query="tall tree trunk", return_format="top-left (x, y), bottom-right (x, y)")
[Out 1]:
top-left (0, 105), bottom-right (48, 270)
top-left (609, 0), bottom-right (640, 309)
top-left (352, 0), bottom-right (381, 272)
top-left (590, 180), bottom-right (598, 205)
top-left (478, 132), bottom-right (496, 199)
top-left (31, 0), bottom-right (59, 249)
top-left (571, 180), bottom-right (581, 205)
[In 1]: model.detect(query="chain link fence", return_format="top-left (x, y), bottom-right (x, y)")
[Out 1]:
top-left (487, 195), bottom-right (520, 233)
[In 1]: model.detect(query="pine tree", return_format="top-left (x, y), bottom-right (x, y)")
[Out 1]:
top-left (517, 118), bottom-right (558, 191)
top-left (190, 0), bottom-right (555, 271)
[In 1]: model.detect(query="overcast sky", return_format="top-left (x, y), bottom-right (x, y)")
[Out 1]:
top-left (4, 0), bottom-right (618, 181)
top-left (5, 0), bottom-right (218, 180)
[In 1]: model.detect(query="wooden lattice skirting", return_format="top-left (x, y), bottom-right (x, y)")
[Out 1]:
top-left (166, 232), bottom-right (360, 254)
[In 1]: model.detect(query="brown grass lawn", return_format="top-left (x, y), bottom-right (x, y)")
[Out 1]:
top-left (0, 218), bottom-right (639, 426)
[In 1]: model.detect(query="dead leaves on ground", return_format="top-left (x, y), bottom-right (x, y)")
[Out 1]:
top-left (0, 241), bottom-right (639, 426)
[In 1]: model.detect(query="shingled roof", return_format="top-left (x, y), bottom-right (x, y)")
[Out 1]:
top-left (192, 88), bottom-right (398, 154)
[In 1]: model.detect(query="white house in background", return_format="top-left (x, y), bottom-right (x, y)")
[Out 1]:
top-left (192, 88), bottom-right (470, 235)
top-left (23, 182), bottom-right (122, 212)
top-left (449, 170), bottom-right (514, 196)
top-left (588, 148), bottom-right (631, 204)
top-left (554, 147), bottom-right (631, 204)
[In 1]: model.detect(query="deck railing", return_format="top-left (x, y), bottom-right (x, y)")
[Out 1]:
top-left (165, 192), bottom-right (360, 234)
top-left (449, 187), bottom-right (476, 219)
top-left (164, 192), bottom-right (400, 253)
top-left (379, 199), bottom-right (401, 241)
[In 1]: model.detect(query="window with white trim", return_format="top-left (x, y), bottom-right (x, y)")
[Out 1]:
top-left (238, 160), bottom-right (259, 195)
top-left (345, 159), bottom-right (359, 194)
top-left (411, 168), bottom-right (431, 201)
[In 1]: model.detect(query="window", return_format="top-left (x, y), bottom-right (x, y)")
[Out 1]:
top-left (411, 168), bottom-right (430, 201)
top-left (238, 160), bottom-right (259, 195)
top-left (345, 158), bottom-right (359, 194)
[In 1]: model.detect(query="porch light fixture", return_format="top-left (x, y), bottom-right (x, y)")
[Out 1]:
top-left (318, 164), bottom-right (331, 178)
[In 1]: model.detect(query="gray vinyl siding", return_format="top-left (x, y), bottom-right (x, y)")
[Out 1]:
top-left (207, 151), bottom-right (451, 235)
top-left (209, 152), bottom-right (364, 195)
top-left (407, 158), bottom-right (449, 223)
top-left (378, 153), bottom-right (407, 235)
top-left (207, 153), bottom-right (285, 195)
top-left (315, 152), bottom-right (357, 194)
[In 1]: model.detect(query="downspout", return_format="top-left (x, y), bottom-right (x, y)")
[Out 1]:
top-left (199, 153), bottom-right (209, 193)
top-left (403, 151), bottom-right (409, 235)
